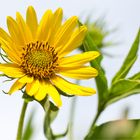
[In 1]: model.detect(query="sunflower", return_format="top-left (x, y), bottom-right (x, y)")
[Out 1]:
top-left (0, 6), bottom-right (100, 107)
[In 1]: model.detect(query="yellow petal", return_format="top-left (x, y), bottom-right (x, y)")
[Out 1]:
top-left (16, 12), bottom-right (33, 43)
top-left (8, 79), bottom-right (25, 95)
top-left (0, 27), bottom-right (13, 43)
top-left (7, 16), bottom-right (25, 45)
top-left (26, 80), bottom-right (39, 96)
top-left (59, 66), bottom-right (98, 79)
top-left (37, 9), bottom-right (53, 41)
top-left (34, 81), bottom-right (48, 101)
top-left (59, 51), bottom-right (100, 67)
top-left (58, 26), bottom-right (87, 57)
top-left (26, 6), bottom-right (38, 38)
top-left (18, 75), bottom-right (33, 83)
top-left (51, 76), bottom-right (96, 96)
top-left (0, 63), bottom-right (24, 78)
top-left (52, 16), bottom-right (78, 47)
top-left (47, 82), bottom-right (62, 107)
top-left (49, 8), bottom-right (63, 44)
top-left (0, 37), bottom-right (21, 63)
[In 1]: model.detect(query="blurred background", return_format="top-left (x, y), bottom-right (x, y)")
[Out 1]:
top-left (0, 0), bottom-right (139, 139)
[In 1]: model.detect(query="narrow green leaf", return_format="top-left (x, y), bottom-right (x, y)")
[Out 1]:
top-left (85, 119), bottom-right (140, 140)
top-left (107, 79), bottom-right (140, 105)
top-left (112, 29), bottom-right (140, 84)
top-left (129, 72), bottom-right (140, 80)
top-left (83, 33), bottom-right (108, 105)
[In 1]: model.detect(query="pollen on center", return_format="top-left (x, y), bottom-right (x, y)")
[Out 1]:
top-left (20, 41), bottom-right (59, 79)
top-left (27, 51), bottom-right (53, 68)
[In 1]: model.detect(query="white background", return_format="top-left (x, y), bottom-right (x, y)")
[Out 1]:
top-left (0, 0), bottom-right (140, 140)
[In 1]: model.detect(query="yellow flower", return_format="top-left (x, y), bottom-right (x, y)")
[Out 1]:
top-left (0, 6), bottom-right (100, 107)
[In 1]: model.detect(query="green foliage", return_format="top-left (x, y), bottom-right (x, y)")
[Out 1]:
top-left (84, 28), bottom-right (140, 109)
top-left (106, 29), bottom-right (140, 105)
top-left (112, 29), bottom-right (140, 84)
top-left (17, 21), bottom-right (140, 140)
top-left (84, 28), bottom-right (140, 139)
top-left (83, 33), bottom-right (108, 109)
top-left (108, 79), bottom-right (140, 105)
top-left (85, 119), bottom-right (140, 140)
top-left (80, 17), bottom-right (115, 53)
top-left (85, 18), bottom-right (111, 49)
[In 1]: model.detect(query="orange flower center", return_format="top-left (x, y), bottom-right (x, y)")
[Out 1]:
top-left (20, 41), bottom-right (58, 79)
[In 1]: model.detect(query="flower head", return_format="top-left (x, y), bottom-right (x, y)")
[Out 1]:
top-left (0, 6), bottom-right (99, 107)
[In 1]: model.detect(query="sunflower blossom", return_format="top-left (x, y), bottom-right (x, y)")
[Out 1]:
top-left (0, 6), bottom-right (100, 107)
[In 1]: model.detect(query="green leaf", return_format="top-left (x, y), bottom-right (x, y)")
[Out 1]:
top-left (129, 72), bottom-right (140, 80)
top-left (85, 119), bottom-right (140, 140)
top-left (22, 110), bottom-right (35, 140)
top-left (107, 79), bottom-right (140, 105)
top-left (83, 33), bottom-right (108, 107)
top-left (133, 122), bottom-right (140, 139)
top-left (112, 29), bottom-right (140, 84)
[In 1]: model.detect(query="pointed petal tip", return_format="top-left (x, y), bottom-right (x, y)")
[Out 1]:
top-left (92, 88), bottom-right (96, 94)
top-left (16, 12), bottom-right (22, 21)
top-left (7, 16), bottom-right (16, 26)
top-left (8, 90), bottom-right (15, 95)
top-left (74, 16), bottom-right (78, 21)
top-left (70, 16), bottom-right (78, 22)
top-left (90, 51), bottom-right (100, 60)
top-left (8, 91), bottom-right (13, 95)
top-left (27, 6), bottom-right (36, 14)
top-left (27, 6), bottom-right (34, 10)
top-left (16, 12), bottom-right (22, 18)
top-left (93, 68), bottom-right (99, 77)
top-left (56, 7), bottom-right (63, 13)
top-left (7, 16), bottom-right (12, 21)
top-left (82, 87), bottom-right (96, 96)
top-left (94, 51), bottom-right (100, 56)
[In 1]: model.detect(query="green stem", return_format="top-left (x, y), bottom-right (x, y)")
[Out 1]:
top-left (91, 111), bottom-right (101, 129)
top-left (16, 100), bottom-right (28, 140)
top-left (85, 105), bottom-right (105, 140)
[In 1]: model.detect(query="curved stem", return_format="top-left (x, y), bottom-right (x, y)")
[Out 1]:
top-left (90, 111), bottom-right (101, 129)
top-left (16, 100), bottom-right (28, 140)
top-left (84, 111), bottom-right (101, 140)
top-left (85, 104), bottom-right (105, 140)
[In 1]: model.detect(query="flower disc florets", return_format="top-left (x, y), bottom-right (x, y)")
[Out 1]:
top-left (20, 41), bottom-right (58, 79)
top-left (0, 6), bottom-right (100, 106)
